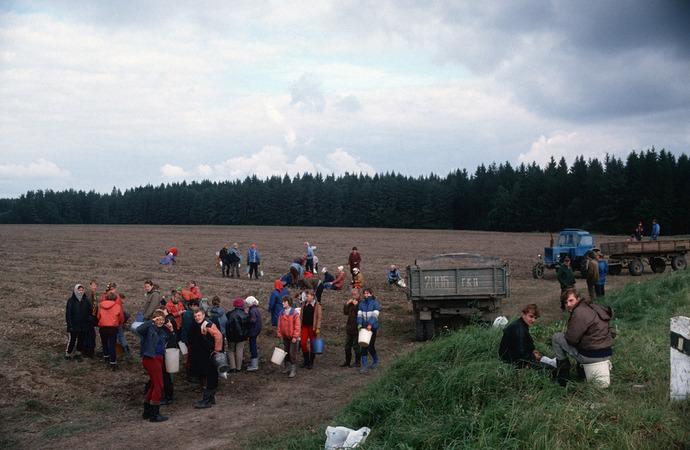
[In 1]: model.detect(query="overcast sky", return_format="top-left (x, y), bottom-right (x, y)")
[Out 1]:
top-left (1, 1), bottom-right (689, 198)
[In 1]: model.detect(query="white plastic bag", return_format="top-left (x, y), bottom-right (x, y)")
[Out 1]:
top-left (492, 316), bottom-right (508, 328)
top-left (325, 426), bottom-right (370, 449)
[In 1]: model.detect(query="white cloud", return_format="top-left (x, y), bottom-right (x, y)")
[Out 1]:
top-left (160, 147), bottom-right (375, 181)
top-left (0, 159), bottom-right (70, 178)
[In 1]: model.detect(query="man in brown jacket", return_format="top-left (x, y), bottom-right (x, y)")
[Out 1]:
top-left (340, 288), bottom-right (362, 368)
top-left (585, 251), bottom-right (599, 302)
top-left (552, 288), bottom-right (614, 385)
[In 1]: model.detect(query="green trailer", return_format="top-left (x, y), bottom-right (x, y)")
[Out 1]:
top-left (600, 239), bottom-right (689, 276)
top-left (406, 253), bottom-right (510, 341)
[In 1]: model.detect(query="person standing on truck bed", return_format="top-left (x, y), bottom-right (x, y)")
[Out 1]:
top-left (556, 257), bottom-right (575, 310)
top-left (348, 247), bottom-right (361, 277)
top-left (633, 221), bottom-right (644, 241)
top-left (650, 218), bottom-right (660, 241)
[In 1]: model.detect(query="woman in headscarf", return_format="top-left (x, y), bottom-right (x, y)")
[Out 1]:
top-left (245, 296), bottom-right (262, 371)
top-left (65, 284), bottom-right (92, 360)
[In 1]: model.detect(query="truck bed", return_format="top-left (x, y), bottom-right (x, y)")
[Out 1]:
top-left (600, 239), bottom-right (690, 257)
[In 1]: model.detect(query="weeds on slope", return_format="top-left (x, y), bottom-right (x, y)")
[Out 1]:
top-left (253, 271), bottom-right (690, 449)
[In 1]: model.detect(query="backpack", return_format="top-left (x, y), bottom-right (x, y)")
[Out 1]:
top-left (226, 309), bottom-right (249, 341)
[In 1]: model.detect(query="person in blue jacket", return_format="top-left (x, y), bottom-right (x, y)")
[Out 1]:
top-left (268, 279), bottom-right (289, 327)
top-left (247, 243), bottom-right (261, 279)
top-left (136, 310), bottom-right (170, 422)
top-left (357, 287), bottom-right (381, 374)
top-left (595, 251), bottom-right (608, 297)
top-left (650, 218), bottom-right (661, 241)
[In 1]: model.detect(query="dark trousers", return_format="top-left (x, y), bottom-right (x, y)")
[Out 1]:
top-left (361, 330), bottom-right (377, 361)
top-left (315, 281), bottom-right (325, 303)
top-left (83, 326), bottom-right (96, 356)
top-left (586, 280), bottom-right (597, 302)
top-left (100, 327), bottom-right (118, 364)
top-left (595, 284), bottom-right (605, 297)
top-left (205, 360), bottom-right (219, 390)
top-left (249, 335), bottom-right (258, 358)
top-left (306, 257), bottom-right (314, 273)
top-left (344, 334), bottom-right (361, 365)
top-left (283, 338), bottom-right (298, 364)
top-left (230, 263), bottom-right (240, 277)
top-left (66, 330), bottom-right (86, 355)
top-left (143, 356), bottom-right (164, 405)
top-left (249, 262), bottom-right (259, 279)
top-left (221, 261), bottom-right (230, 277)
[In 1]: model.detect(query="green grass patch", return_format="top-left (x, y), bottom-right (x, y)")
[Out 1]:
top-left (253, 271), bottom-right (690, 449)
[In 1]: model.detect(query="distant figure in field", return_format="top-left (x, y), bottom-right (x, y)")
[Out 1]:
top-left (341, 288), bottom-right (362, 368)
top-left (165, 289), bottom-right (185, 329)
top-left (160, 247), bottom-right (177, 265)
top-left (499, 304), bottom-right (546, 368)
top-left (595, 252), bottom-right (608, 297)
top-left (633, 221), bottom-right (644, 241)
top-left (387, 265), bottom-right (401, 285)
top-left (351, 267), bottom-right (364, 289)
top-left (305, 241), bottom-right (317, 273)
top-left (348, 247), bottom-right (362, 277)
top-left (228, 243), bottom-right (242, 278)
top-left (584, 251), bottom-right (599, 302)
top-left (143, 280), bottom-right (163, 320)
top-left (247, 243), bottom-right (261, 279)
top-left (82, 279), bottom-right (99, 358)
top-left (650, 218), bottom-right (660, 241)
top-left (219, 244), bottom-right (231, 277)
top-left (65, 283), bottom-right (91, 360)
top-left (556, 257), bottom-right (575, 310)
top-left (268, 280), bottom-right (290, 327)
top-left (552, 288), bottom-right (615, 386)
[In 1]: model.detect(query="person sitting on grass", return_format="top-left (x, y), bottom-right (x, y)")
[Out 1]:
top-left (498, 304), bottom-right (555, 369)
top-left (552, 288), bottom-right (615, 386)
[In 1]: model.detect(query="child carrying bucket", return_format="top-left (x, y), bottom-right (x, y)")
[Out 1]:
top-left (276, 296), bottom-right (301, 378)
top-left (357, 288), bottom-right (381, 374)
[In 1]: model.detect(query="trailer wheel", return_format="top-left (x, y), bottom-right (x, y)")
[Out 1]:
top-left (628, 259), bottom-right (644, 276)
top-left (608, 264), bottom-right (622, 276)
top-left (671, 255), bottom-right (687, 271)
top-left (532, 262), bottom-right (544, 279)
top-left (650, 257), bottom-right (666, 273)
top-left (414, 317), bottom-right (425, 341)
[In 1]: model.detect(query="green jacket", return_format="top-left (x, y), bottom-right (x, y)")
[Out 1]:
top-left (557, 265), bottom-right (575, 290)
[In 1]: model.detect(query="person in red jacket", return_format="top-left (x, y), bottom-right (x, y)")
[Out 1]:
top-left (165, 289), bottom-right (186, 329)
top-left (277, 296), bottom-right (301, 378)
top-left (348, 247), bottom-right (361, 277)
top-left (98, 292), bottom-right (125, 370)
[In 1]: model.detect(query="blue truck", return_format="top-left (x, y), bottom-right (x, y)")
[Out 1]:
top-left (532, 229), bottom-right (595, 279)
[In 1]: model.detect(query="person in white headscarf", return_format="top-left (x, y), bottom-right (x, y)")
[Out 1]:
top-left (245, 296), bottom-right (262, 371)
top-left (65, 284), bottom-right (92, 360)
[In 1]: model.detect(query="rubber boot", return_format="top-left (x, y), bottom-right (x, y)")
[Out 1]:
top-left (575, 363), bottom-right (586, 381)
top-left (281, 360), bottom-right (290, 374)
top-left (301, 351), bottom-right (310, 368)
top-left (247, 357), bottom-right (259, 372)
top-left (194, 389), bottom-right (214, 409)
top-left (210, 389), bottom-right (216, 405)
top-left (142, 402), bottom-right (152, 420)
top-left (340, 350), bottom-right (351, 367)
top-left (288, 363), bottom-right (296, 378)
top-left (553, 359), bottom-right (571, 387)
top-left (308, 353), bottom-right (315, 369)
top-left (359, 356), bottom-right (369, 374)
top-left (354, 351), bottom-right (361, 368)
top-left (149, 405), bottom-right (169, 422)
top-left (371, 354), bottom-right (379, 370)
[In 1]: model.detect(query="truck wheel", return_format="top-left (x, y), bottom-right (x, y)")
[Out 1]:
top-left (671, 255), bottom-right (687, 271)
top-left (423, 320), bottom-right (435, 340)
top-left (414, 318), bottom-right (425, 341)
top-left (608, 264), bottom-right (622, 276)
top-left (650, 257), bottom-right (666, 273)
top-left (532, 262), bottom-right (544, 279)
top-left (628, 259), bottom-right (644, 276)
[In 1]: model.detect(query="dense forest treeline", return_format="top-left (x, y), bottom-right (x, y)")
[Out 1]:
top-left (1, 149), bottom-right (689, 234)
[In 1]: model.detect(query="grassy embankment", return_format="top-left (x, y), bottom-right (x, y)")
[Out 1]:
top-left (254, 272), bottom-right (690, 449)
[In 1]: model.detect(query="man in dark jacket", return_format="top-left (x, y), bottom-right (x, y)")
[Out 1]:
top-left (219, 244), bottom-right (231, 277)
top-left (340, 288), bottom-right (362, 368)
top-left (552, 288), bottom-right (614, 385)
top-left (65, 284), bottom-right (92, 360)
top-left (584, 251), bottom-right (599, 302)
top-left (498, 304), bottom-right (547, 369)
top-left (556, 257), bottom-right (575, 310)
top-left (225, 298), bottom-right (249, 371)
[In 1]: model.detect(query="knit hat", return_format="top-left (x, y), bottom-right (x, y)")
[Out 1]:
top-left (274, 279), bottom-right (283, 290)
top-left (337, 265), bottom-right (344, 271)
top-left (245, 296), bottom-right (259, 307)
top-left (233, 298), bottom-right (245, 308)
top-left (321, 267), bottom-right (327, 273)
top-left (352, 267), bottom-right (360, 274)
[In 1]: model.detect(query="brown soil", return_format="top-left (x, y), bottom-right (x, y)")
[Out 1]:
top-left (0, 225), bottom-right (657, 449)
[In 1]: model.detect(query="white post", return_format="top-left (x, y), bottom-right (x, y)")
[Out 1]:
top-left (670, 316), bottom-right (690, 401)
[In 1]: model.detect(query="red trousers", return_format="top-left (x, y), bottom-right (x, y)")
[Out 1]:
top-left (300, 326), bottom-right (316, 353)
top-left (143, 356), bottom-right (164, 405)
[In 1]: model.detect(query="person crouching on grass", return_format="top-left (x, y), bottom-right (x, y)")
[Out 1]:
top-left (299, 290), bottom-right (322, 369)
top-left (189, 307), bottom-right (223, 408)
top-left (136, 310), bottom-right (170, 422)
top-left (498, 304), bottom-right (556, 369)
top-left (277, 296), bottom-right (301, 378)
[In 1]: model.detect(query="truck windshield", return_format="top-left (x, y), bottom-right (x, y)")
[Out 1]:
top-left (558, 233), bottom-right (579, 246)
top-left (580, 236), bottom-right (593, 246)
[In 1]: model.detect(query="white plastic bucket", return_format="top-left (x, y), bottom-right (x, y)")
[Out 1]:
top-left (583, 360), bottom-right (612, 387)
top-left (178, 341), bottom-right (188, 355)
top-left (358, 328), bottom-right (372, 347)
top-left (165, 348), bottom-right (180, 373)
top-left (271, 347), bottom-right (287, 365)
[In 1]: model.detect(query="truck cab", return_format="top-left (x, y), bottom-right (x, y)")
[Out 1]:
top-left (533, 229), bottom-right (595, 278)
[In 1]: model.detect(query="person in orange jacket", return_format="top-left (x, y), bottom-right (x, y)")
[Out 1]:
top-left (98, 291), bottom-right (125, 370)
top-left (165, 289), bottom-right (186, 329)
top-left (277, 296), bottom-right (301, 378)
